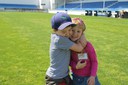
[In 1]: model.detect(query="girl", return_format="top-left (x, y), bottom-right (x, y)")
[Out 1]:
top-left (70, 18), bottom-right (101, 85)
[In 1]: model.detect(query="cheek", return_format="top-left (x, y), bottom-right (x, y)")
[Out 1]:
top-left (70, 30), bottom-right (73, 34)
top-left (78, 33), bottom-right (81, 37)
top-left (78, 32), bottom-right (82, 37)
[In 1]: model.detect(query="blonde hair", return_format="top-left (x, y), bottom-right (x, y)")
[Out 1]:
top-left (72, 18), bottom-right (86, 31)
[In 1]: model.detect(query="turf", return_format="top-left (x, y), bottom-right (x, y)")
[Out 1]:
top-left (0, 12), bottom-right (128, 85)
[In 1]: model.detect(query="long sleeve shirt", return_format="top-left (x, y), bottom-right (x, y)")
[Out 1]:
top-left (70, 42), bottom-right (98, 77)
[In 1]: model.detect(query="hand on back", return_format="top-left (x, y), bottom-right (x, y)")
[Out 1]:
top-left (79, 33), bottom-right (87, 48)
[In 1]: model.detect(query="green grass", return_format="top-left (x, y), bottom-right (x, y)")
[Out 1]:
top-left (0, 12), bottom-right (128, 85)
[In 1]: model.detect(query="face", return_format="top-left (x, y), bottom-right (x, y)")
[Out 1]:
top-left (63, 26), bottom-right (73, 38)
top-left (70, 25), bottom-right (83, 41)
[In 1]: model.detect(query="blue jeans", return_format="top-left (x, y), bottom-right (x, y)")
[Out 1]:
top-left (72, 74), bottom-right (101, 85)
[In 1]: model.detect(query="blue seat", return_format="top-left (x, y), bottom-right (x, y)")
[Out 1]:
top-left (56, 1), bottom-right (128, 11)
top-left (0, 3), bottom-right (38, 9)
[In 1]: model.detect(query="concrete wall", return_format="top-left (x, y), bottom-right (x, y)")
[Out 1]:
top-left (55, 0), bottom-right (65, 8)
top-left (41, 0), bottom-right (50, 9)
top-left (49, 0), bottom-right (66, 9)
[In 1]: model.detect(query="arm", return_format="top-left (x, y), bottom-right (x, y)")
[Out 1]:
top-left (69, 41), bottom-right (84, 52)
top-left (90, 51), bottom-right (98, 77)
top-left (69, 33), bottom-right (87, 52)
top-left (79, 33), bottom-right (87, 48)
top-left (87, 43), bottom-right (97, 85)
top-left (88, 43), bottom-right (98, 77)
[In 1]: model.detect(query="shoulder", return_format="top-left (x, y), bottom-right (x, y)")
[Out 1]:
top-left (51, 34), bottom-right (74, 49)
top-left (86, 41), bottom-right (93, 48)
top-left (51, 34), bottom-right (70, 42)
top-left (85, 41), bottom-right (95, 51)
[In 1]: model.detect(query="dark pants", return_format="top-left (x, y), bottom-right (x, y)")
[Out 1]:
top-left (45, 75), bottom-right (73, 85)
top-left (72, 74), bottom-right (101, 85)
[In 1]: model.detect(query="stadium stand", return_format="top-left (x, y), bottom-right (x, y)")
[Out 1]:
top-left (55, 0), bottom-right (128, 18)
top-left (57, 1), bottom-right (128, 11)
top-left (0, 3), bottom-right (38, 9)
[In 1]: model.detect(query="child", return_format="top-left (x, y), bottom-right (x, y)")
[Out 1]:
top-left (70, 18), bottom-right (101, 85)
top-left (45, 13), bottom-right (86, 85)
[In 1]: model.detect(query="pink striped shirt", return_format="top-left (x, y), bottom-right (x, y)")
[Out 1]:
top-left (70, 42), bottom-right (98, 77)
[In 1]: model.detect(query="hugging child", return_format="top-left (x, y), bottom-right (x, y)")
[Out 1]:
top-left (45, 13), bottom-right (86, 85)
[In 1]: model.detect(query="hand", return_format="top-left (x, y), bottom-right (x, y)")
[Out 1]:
top-left (79, 33), bottom-right (87, 48)
top-left (87, 76), bottom-right (95, 85)
top-left (76, 60), bottom-right (86, 69)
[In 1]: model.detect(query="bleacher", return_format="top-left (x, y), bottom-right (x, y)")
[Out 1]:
top-left (105, 1), bottom-right (117, 7)
top-left (57, 3), bottom-right (80, 10)
top-left (0, 3), bottom-right (38, 10)
top-left (56, 1), bottom-right (128, 11)
top-left (109, 1), bottom-right (128, 9)
top-left (82, 2), bottom-right (103, 8)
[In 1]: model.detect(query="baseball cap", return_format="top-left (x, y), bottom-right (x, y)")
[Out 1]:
top-left (51, 12), bottom-right (75, 30)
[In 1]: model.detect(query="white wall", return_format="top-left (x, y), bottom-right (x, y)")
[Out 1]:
top-left (0, 0), bottom-right (39, 5)
top-left (41, 0), bottom-right (50, 9)
top-left (48, 0), bottom-right (65, 10)
top-left (55, 0), bottom-right (65, 8)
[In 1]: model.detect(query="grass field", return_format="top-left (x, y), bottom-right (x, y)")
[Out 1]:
top-left (0, 12), bottom-right (128, 85)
